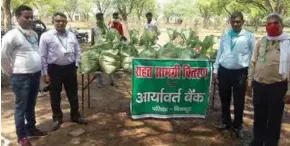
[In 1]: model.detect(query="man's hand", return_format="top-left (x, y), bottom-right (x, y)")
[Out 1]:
top-left (43, 75), bottom-right (50, 85)
top-left (284, 95), bottom-right (290, 104)
top-left (213, 73), bottom-right (218, 83)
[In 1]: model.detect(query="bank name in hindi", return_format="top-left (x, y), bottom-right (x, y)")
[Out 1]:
top-left (136, 88), bottom-right (205, 103)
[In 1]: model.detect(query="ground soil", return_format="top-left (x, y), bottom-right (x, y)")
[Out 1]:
top-left (1, 73), bottom-right (290, 146)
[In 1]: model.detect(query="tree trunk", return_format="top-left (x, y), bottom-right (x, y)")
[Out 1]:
top-left (2, 0), bottom-right (12, 31)
top-left (203, 17), bottom-right (209, 28)
top-left (166, 17), bottom-right (170, 23)
top-left (121, 14), bottom-right (128, 22)
top-left (254, 19), bottom-right (259, 31)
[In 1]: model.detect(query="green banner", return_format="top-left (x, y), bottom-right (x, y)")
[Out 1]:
top-left (131, 59), bottom-right (212, 119)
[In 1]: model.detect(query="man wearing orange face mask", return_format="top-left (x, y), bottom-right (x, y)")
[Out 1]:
top-left (248, 13), bottom-right (290, 146)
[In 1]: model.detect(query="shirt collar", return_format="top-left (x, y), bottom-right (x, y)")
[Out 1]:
top-left (16, 25), bottom-right (34, 36)
top-left (52, 28), bottom-right (68, 36)
top-left (228, 29), bottom-right (246, 37)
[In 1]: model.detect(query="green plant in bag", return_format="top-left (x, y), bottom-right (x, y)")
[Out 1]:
top-left (79, 50), bottom-right (100, 73)
top-left (167, 28), bottom-right (179, 41)
top-left (129, 29), bottom-right (139, 45)
top-left (157, 42), bottom-right (180, 59)
top-left (99, 49), bottom-right (121, 74)
top-left (178, 47), bottom-right (197, 59)
top-left (139, 44), bottom-right (158, 58)
top-left (139, 29), bottom-right (157, 46)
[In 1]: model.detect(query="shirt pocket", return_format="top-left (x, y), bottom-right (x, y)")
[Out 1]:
top-left (67, 41), bottom-right (75, 53)
top-left (236, 39), bottom-right (250, 55)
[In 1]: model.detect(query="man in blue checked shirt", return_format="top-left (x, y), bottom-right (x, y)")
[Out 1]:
top-left (213, 12), bottom-right (255, 139)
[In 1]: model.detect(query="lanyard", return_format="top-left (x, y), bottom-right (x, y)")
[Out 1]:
top-left (17, 28), bottom-right (38, 49)
top-left (56, 35), bottom-right (68, 50)
top-left (260, 39), bottom-right (269, 58)
top-left (230, 37), bottom-right (237, 52)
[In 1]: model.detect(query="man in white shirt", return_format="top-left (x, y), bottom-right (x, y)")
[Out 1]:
top-left (1, 5), bottom-right (48, 146)
top-left (145, 12), bottom-right (160, 36)
top-left (213, 12), bottom-right (255, 139)
top-left (39, 12), bottom-right (87, 131)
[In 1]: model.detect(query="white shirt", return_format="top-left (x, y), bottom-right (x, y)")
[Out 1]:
top-left (39, 29), bottom-right (81, 75)
top-left (145, 20), bottom-right (160, 35)
top-left (213, 29), bottom-right (255, 73)
top-left (1, 27), bottom-right (41, 75)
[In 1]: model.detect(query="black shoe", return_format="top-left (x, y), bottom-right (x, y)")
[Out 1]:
top-left (71, 117), bottom-right (88, 125)
top-left (233, 128), bottom-right (244, 139)
top-left (52, 120), bottom-right (63, 131)
top-left (217, 124), bottom-right (231, 131)
top-left (27, 128), bottom-right (49, 138)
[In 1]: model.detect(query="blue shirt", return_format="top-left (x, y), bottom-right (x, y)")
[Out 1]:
top-left (213, 29), bottom-right (255, 73)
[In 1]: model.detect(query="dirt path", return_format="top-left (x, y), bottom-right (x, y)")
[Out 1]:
top-left (1, 74), bottom-right (290, 146)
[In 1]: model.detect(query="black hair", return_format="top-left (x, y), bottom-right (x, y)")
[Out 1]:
top-left (96, 13), bottom-right (103, 18)
top-left (230, 11), bottom-right (244, 20)
top-left (146, 12), bottom-right (153, 17)
top-left (113, 12), bottom-right (119, 16)
top-left (267, 13), bottom-right (283, 24)
top-left (15, 5), bottom-right (33, 17)
top-left (52, 12), bottom-right (67, 20)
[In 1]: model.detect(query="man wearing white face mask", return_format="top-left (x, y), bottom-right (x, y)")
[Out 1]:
top-left (39, 12), bottom-right (88, 132)
top-left (248, 13), bottom-right (290, 146)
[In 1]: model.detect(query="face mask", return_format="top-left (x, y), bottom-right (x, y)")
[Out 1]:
top-left (266, 24), bottom-right (281, 37)
top-left (228, 29), bottom-right (238, 37)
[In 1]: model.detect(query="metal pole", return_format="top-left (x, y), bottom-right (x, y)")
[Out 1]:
top-left (87, 74), bottom-right (91, 108)
top-left (81, 74), bottom-right (84, 115)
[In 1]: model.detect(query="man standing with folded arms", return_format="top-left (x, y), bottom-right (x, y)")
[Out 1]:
top-left (213, 12), bottom-right (255, 138)
top-left (248, 13), bottom-right (290, 146)
top-left (1, 5), bottom-right (48, 146)
top-left (39, 12), bottom-right (88, 131)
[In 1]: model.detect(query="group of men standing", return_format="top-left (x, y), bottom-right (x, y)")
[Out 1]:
top-left (1, 4), bottom-right (289, 146)
top-left (214, 12), bottom-right (290, 146)
top-left (1, 5), bottom-right (159, 146)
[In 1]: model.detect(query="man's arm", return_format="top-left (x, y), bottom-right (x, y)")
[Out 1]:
top-left (39, 34), bottom-right (49, 76)
top-left (213, 36), bottom-right (224, 74)
top-left (74, 35), bottom-right (81, 67)
top-left (248, 38), bottom-right (260, 85)
top-left (1, 34), bottom-right (14, 76)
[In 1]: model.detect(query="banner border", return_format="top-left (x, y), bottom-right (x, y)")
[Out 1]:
top-left (131, 114), bottom-right (206, 119)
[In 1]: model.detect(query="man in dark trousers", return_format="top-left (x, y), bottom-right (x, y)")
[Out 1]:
top-left (1, 5), bottom-right (48, 146)
top-left (39, 12), bottom-right (88, 131)
top-left (213, 12), bottom-right (255, 138)
top-left (248, 13), bottom-right (290, 146)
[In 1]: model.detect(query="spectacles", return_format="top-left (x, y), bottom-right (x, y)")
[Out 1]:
top-left (231, 20), bottom-right (242, 24)
top-left (54, 20), bottom-right (67, 23)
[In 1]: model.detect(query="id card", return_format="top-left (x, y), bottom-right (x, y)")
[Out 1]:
top-left (64, 52), bottom-right (71, 57)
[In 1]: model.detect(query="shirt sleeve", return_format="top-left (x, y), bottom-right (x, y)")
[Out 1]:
top-left (248, 38), bottom-right (261, 84)
top-left (119, 24), bottom-right (124, 36)
top-left (213, 35), bottom-right (224, 74)
top-left (73, 35), bottom-right (81, 67)
top-left (39, 34), bottom-right (49, 76)
top-left (287, 72), bottom-right (290, 95)
top-left (1, 34), bottom-right (14, 76)
top-left (249, 34), bottom-right (256, 64)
